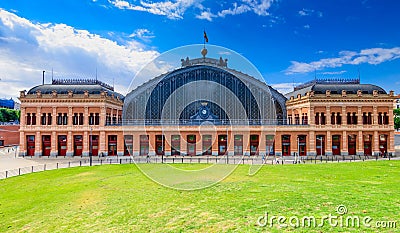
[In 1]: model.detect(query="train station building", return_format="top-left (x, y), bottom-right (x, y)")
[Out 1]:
top-left (18, 50), bottom-right (396, 157)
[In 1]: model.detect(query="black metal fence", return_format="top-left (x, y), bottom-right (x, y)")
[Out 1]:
top-left (0, 154), bottom-right (397, 180)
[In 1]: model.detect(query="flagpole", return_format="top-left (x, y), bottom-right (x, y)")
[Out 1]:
top-left (203, 30), bottom-right (206, 49)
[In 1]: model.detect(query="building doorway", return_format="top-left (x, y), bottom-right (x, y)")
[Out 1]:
top-left (155, 135), bottom-right (164, 156)
top-left (218, 135), bottom-right (227, 155)
top-left (90, 135), bottom-right (99, 156)
top-left (140, 135), bottom-right (149, 156)
top-left (26, 135), bottom-right (35, 156)
top-left (250, 135), bottom-right (259, 156)
top-left (316, 135), bottom-right (325, 155)
top-left (74, 135), bottom-right (83, 156)
top-left (171, 135), bottom-right (180, 156)
top-left (379, 134), bottom-right (387, 155)
top-left (298, 135), bottom-right (306, 156)
top-left (58, 135), bottom-right (67, 156)
top-left (363, 134), bottom-right (372, 156)
top-left (187, 135), bottom-right (196, 156)
top-left (348, 134), bottom-right (357, 155)
top-left (42, 135), bottom-right (51, 156)
top-left (332, 135), bottom-right (341, 155)
top-left (202, 135), bottom-right (212, 155)
top-left (234, 135), bottom-right (243, 156)
top-left (282, 135), bottom-right (290, 156)
top-left (124, 135), bottom-right (133, 156)
top-left (266, 135), bottom-right (275, 155)
top-left (108, 135), bottom-right (117, 156)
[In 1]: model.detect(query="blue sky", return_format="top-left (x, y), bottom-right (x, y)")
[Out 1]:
top-left (0, 0), bottom-right (399, 99)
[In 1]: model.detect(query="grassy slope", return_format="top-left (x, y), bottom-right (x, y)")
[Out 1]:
top-left (0, 161), bottom-right (399, 232)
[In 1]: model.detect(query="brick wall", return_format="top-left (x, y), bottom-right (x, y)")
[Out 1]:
top-left (0, 125), bottom-right (20, 146)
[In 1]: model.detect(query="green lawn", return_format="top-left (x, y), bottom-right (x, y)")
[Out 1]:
top-left (0, 161), bottom-right (399, 232)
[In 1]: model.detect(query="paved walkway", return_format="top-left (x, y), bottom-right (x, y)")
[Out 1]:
top-left (0, 147), bottom-right (88, 172)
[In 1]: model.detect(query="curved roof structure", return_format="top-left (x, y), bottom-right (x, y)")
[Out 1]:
top-left (123, 56), bottom-right (287, 125)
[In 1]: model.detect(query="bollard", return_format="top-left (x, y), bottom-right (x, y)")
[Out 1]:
top-left (44, 164), bottom-right (46, 171)
top-left (57, 163), bottom-right (59, 169)
top-left (5, 170), bottom-right (8, 178)
top-left (80, 161), bottom-right (82, 166)
top-left (182, 158), bottom-right (184, 163)
top-left (32, 166), bottom-right (34, 173)
top-left (19, 168), bottom-right (21, 176)
top-left (120, 159), bottom-right (122, 164)
top-left (68, 162), bottom-right (71, 168)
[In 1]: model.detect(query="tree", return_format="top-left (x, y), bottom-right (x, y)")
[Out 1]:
top-left (0, 108), bottom-right (20, 122)
top-left (395, 108), bottom-right (400, 131)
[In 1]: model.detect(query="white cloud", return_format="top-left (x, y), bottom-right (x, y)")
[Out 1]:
top-left (108, 0), bottom-right (198, 19)
top-left (217, 0), bottom-right (273, 18)
top-left (196, 9), bottom-right (215, 21)
top-left (298, 8), bottom-right (323, 17)
top-left (303, 24), bottom-right (310, 29)
top-left (218, 3), bottom-right (250, 17)
top-left (129, 28), bottom-right (155, 40)
top-left (107, 0), bottom-right (275, 20)
top-left (270, 82), bottom-right (301, 94)
top-left (0, 9), bottom-right (160, 98)
top-left (285, 47), bottom-right (400, 74)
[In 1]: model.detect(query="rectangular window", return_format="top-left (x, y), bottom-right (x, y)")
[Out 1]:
top-left (315, 113), bottom-right (320, 125)
top-left (295, 114), bottom-right (300, 125)
top-left (79, 113), bottom-right (84, 125)
top-left (351, 112), bottom-right (357, 125)
top-left (336, 113), bottom-right (341, 125)
top-left (63, 113), bottom-right (68, 125)
top-left (347, 112), bottom-right (351, 125)
top-left (331, 113), bottom-right (335, 125)
top-left (73, 113), bottom-right (78, 125)
top-left (89, 113), bottom-right (94, 125)
top-left (362, 112), bottom-right (367, 125)
top-left (367, 112), bottom-right (372, 125)
top-left (95, 113), bottom-right (100, 125)
top-left (320, 113), bottom-right (326, 125)
top-left (41, 113), bottom-right (47, 125)
top-left (27, 113), bottom-right (31, 125)
top-left (302, 113), bottom-right (308, 125)
top-left (47, 113), bottom-right (52, 125)
top-left (57, 113), bottom-right (63, 125)
top-left (31, 113), bottom-right (36, 125)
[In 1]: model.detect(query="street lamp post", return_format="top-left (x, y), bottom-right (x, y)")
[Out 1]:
top-left (90, 127), bottom-right (93, 166)
top-left (161, 134), bottom-right (164, 164)
top-left (316, 136), bottom-right (323, 156)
